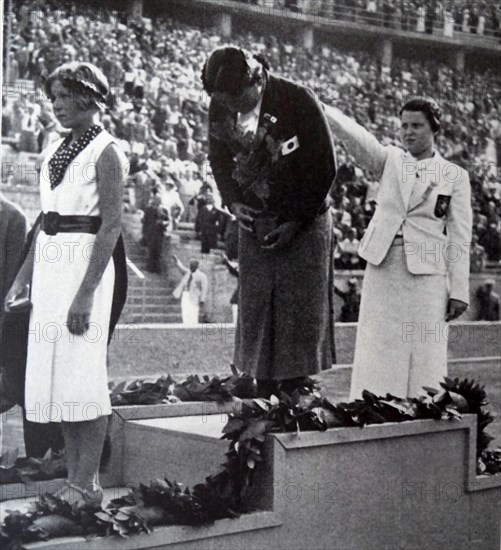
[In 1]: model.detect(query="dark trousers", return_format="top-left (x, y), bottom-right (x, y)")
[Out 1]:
top-left (22, 415), bottom-right (64, 457)
top-left (1, 311), bottom-right (64, 457)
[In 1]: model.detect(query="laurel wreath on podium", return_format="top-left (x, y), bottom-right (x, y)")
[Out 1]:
top-left (1, 376), bottom-right (499, 547)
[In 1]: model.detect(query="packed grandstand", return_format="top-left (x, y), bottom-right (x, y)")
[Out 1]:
top-left (2, 0), bottom-right (500, 266)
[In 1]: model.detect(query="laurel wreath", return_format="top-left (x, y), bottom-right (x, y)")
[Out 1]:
top-left (1, 376), bottom-right (499, 548)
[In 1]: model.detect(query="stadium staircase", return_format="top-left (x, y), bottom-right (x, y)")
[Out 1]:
top-left (120, 215), bottom-right (221, 325)
top-left (120, 212), bottom-right (182, 324)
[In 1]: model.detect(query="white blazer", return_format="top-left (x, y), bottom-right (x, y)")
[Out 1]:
top-left (325, 105), bottom-right (472, 303)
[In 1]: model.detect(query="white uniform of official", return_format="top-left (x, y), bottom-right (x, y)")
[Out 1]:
top-left (325, 106), bottom-right (472, 398)
top-left (173, 269), bottom-right (208, 325)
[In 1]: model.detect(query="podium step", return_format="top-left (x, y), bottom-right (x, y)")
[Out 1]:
top-left (11, 510), bottom-right (279, 549)
top-left (122, 414), bottom-right (230, 488)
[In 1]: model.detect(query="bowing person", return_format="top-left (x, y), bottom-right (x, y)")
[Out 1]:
top-left (324, 97), bottom-right (472, 398)
top-left (203, 46), bottom-right (337, 398)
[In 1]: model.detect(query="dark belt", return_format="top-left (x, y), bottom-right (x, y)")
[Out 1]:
top-left (41, 212), bottom-right (102, 236)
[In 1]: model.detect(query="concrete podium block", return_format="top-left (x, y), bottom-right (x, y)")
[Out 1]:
top-left (122, 417), bottom-right (229, 487)
top-left (114, 401), bottom-right (241, 488)
top-left (12, 414), bottom-right (501, 549)
top-left (0, 403), bottom-right (241, 501)
top-left (262, 415), bottom-right (501, 550)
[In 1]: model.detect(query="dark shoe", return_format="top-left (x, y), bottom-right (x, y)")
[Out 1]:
top-left (255, 380), bottom-right (279, 399)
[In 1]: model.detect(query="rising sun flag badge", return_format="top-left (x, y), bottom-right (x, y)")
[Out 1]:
top-left (280, 135), bottom-right (300, 156)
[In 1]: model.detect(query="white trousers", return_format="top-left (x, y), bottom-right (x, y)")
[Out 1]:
top-left (181, 292), bottom-right (199, 325)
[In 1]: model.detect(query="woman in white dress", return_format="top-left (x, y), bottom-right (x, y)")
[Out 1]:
top-left (5, 62), bottom-right (128, 507)
top-left (324, 97), bottom-right (472, 399)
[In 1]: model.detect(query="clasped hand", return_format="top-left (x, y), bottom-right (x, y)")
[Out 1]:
top-left (231, 202), bottom-right (299, 250)
top-left (261, 221), bottom-right (300, 250)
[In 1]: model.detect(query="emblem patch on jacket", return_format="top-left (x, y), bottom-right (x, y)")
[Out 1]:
top-left (434, 194), bottom-right (451, 218)
top-left (281, 135), bottom-right (299, 156)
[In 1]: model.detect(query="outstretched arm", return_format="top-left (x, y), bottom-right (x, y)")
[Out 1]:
top-left (323, 104), bottom-right (388, 178)
top-left (172, 255), bottom-right (189, 274)
top-left (334, 285), bottom-right (347, 300)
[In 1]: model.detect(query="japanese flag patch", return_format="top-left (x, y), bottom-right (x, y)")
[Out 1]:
top-left (281, 135), bottom-right (300, 156)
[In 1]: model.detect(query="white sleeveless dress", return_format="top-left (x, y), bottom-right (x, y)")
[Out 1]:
top-left (25, 130), bottom-right (116, 423)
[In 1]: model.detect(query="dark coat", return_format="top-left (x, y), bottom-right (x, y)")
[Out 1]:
top-left (208, 71), bottom-right (336, 225)
top-left (208, 74), bottom-right (337, 379)
top-left (0, 195), bottom-right (28, 324)
top-left (198, 205), bottom-right (223, 252)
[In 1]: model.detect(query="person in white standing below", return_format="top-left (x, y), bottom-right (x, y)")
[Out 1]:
top-left (5, 62), bottom-right (128, 507)
top-left (324, 97), bottom-right (472, 399)
top-left (172, 256), bottom-right (208, 325)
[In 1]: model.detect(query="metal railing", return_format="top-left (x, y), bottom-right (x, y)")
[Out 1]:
top-left (231, 1), bottom-right (501, 42)
top-left (126, 257), bottom-right (147, 320)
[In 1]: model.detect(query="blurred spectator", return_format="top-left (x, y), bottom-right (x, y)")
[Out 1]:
top-left (190, 183), bottom-right (215, 235)
top-left (2, 98), bottom-right (12, 137)
top-left (197, 195), bottom-right (223, 254)
top-left (142, 193), bottom-right (160, 246)
top-left (148, 205), bottom-right (170, 274)
top-left (222, 252), bottom-right (240, 324)
top-left (339, 228), bottom-right (361, 269)
top-left (470, 234), bottom-right (486, 273)
top-left (480, 222), bottom-right (501, 262)
top-left (476, 280), bottom-right (500, 321)
top-left (10, 100), bottom-right (25, 138)
top-left (334, 278), bottom-right (362, 322)
top-left (172, 257), bottom-right (208, 325)
top-left (126, 113), bottom-right (149, 155)
top-left (0, 193), bottom-right (28, 330)
top-left (18, 102), bottom-right (40, 153)
top-left (158, 176), bottom-right (185, 230)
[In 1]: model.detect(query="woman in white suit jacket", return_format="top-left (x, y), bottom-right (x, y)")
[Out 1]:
top-left (324, 97), bottom-right (472, 398)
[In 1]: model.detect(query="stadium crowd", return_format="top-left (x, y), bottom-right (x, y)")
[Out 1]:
top-left (3, 0), bottom-right (501, 269)
top-left (240, 0), bottom-right (501, 39)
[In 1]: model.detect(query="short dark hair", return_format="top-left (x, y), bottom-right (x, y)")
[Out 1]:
top-left (400, 97), bottom-right (442, 133)
top-left (45, 62), bottom-right (109, 111)
top-left (201, 46), bottom-right (268, 96)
